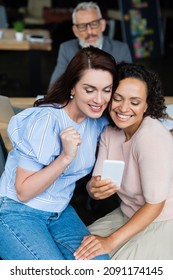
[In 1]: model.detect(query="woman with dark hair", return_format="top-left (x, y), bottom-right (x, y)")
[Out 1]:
top-left (74, 62), bottom-right (173, 260)
top-left (0, 46), bottom-right (118, 260)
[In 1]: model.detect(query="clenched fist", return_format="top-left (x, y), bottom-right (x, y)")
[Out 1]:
top-left (60, 126), bottom-right (82, 162)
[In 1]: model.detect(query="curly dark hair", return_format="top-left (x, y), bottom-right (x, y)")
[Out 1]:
top-left (115, 62), bottom-right (167, 119)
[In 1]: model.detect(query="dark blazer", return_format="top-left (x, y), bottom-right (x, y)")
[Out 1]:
top-left (49, 36), bottom-right (132, 86)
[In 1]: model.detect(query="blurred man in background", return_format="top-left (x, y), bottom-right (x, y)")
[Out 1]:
top-left (49, 1), bottom-right (132, 87)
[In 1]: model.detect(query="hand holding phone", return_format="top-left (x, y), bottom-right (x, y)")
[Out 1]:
top-left (101, 160), bottom-right (125, 187)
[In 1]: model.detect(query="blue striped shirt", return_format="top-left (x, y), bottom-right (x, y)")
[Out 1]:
top-left (0, 106), bottom-right (108, 212)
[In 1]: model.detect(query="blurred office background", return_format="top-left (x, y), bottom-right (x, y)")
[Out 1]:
top-left (0, 0), bottom-right (173, 99)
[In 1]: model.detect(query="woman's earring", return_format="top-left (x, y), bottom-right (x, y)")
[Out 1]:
top-left (70, 95), bottom-right (74, 100)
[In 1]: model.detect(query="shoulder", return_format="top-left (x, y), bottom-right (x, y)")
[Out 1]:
top-left (103, 36), bottom-right (132, 62)
top-left (8, 106), bottom-right (60, 133)
top-left (58, 39), bottom-right (80, 62)
top-left (103, 36), bottom-right (129, 48)
top-left (8, 106), bottom-right (63, 148)
top-left (135, 117), bottom-right (173, 147)
top-left (140, 117), bottom-right (171, 135)
top-left (8, 107), bottom-right (64, 165)
top-left (59, 39), bottom-right (80, 51)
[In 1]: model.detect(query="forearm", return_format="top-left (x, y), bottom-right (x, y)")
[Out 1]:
top-left (109, 202), bottom-right (165, 250)
top-left (15, 153), bottom-right (71, 202)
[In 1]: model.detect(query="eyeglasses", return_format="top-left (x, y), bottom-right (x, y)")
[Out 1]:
top-left (74, 18), bottom-right (102, 32)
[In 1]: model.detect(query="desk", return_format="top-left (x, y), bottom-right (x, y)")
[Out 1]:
top-left (1, 97), bottom-right (173, 152)
top-left (0, 29), bottom-right (51, 51)
top-left (0, 29), bottom-right (52, 94)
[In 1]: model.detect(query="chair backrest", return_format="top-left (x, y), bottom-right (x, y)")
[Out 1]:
top-left (105, 19), bottom-right (116, 40)
top-left (0, 5), bottom-right (8, 28)
top-left (0, 95), bottom-right (15, 124)
top-left (0, 134), bottom-right (7, 177)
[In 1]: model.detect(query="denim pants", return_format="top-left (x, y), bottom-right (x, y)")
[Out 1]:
top-left (0, 196), bottom-right (109, 260)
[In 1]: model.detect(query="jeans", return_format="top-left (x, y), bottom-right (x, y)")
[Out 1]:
top-left (0, 197), bottom-right (110, 260)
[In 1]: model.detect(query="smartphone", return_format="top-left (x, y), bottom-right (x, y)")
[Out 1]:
top-left (101, 160), bottom-right (125, 186)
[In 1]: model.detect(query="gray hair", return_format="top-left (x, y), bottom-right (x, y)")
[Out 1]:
top-left (72, 2), bottom-right (102, 24)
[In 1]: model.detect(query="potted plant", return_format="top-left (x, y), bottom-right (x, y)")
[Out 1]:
top-left (13, 20), bottom-right (25, 41)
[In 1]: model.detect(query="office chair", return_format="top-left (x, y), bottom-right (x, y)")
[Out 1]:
top-left (0, 134), bottom-right (7, 260)
top-left (0, 95), bottom-right (15, 124)
top-left (106, 19), bottom-right (116, 39)
top-left (0, 95), bottom-right (22, 124)
top-left (0, 133), bottom-right (7, 177)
